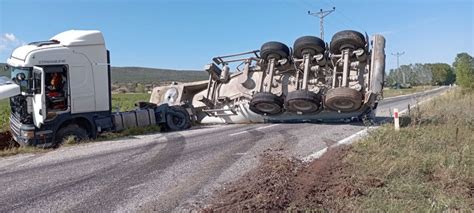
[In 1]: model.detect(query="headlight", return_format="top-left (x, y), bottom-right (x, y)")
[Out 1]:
top-left (21, 130), bottom-right (35, 139)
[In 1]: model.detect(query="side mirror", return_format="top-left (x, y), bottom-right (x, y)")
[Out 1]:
top-left (16, 73), bottom-right (26, 81)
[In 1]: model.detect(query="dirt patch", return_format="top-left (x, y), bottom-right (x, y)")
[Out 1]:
top-left (0, 131), bottom-right (17, 150)
top-left (203, 146), bottom-right (380, 212)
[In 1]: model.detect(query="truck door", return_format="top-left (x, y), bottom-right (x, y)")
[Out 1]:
top-left (32, 66), bottom-right (46, 127)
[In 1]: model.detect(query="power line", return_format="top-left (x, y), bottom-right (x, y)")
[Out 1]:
top-left (303, 0), bottom-right (368, 33)
top-left (308, 7), bottom-right (336, 41)
top-left (392, 52), bottom-right (406, 83)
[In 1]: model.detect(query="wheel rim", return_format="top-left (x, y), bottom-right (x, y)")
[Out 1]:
top-left (332, 98), bottom-right (355, 110)
top-left (289, 99), bottom-right (318, 112)
top-left (255, 102), bottom-right (280, 113)
top-left (172, 114), bottom-right (185, 128)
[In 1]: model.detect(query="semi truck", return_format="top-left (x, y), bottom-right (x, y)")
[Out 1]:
top-left (150, 30), bottom-right (386, 124)
top-left (0, 30), bottom-right (191, 147)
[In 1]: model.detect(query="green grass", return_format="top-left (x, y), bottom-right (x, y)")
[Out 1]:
top-left (383, 85), bottom-right (437, 98)
top-left (0, 99), bottom-right (10, 132)
top-left (343, 88), bottom-right (473, 211)
top-left (111, 93), bottom-right (151, 111)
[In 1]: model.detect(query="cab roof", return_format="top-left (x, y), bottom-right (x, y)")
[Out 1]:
top-left (51, 30), bottom-right (105, 46)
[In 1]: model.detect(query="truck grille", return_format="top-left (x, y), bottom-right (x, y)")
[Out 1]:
top-left (10, 115), bottom-right (21, 137)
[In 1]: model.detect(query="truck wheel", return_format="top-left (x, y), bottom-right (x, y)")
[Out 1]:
top-left (293, 36), bottom-right (326, 58)
top-left (329, 30), bottom-right (366, 54)
top-left (55, 124), bottom-right (88, 145)
top-left (285, 90), bottom-right (321, 113)
top-left (260, 41), bottom-right (290, 61)
top-left (249, 92), bottom-right (283, 115)
top-left (325, 87), bottom-right (363, 112)
top-left (166, 106), bottom-right (191, 131)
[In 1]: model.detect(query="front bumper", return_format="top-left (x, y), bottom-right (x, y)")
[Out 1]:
top-left (9, 115), bottom-right (54, 146)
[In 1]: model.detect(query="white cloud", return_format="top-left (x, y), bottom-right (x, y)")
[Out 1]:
top-left (0, 33), bottom-right (24, 54)
top-left (4, 33), bottom-right (16, 42)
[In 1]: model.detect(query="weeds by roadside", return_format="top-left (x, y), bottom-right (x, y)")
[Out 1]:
top-left (327, 88), bottom-right (473, 211)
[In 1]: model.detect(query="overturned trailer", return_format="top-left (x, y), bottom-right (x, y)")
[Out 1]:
top-left (151, 30), bottom-right (386, 124)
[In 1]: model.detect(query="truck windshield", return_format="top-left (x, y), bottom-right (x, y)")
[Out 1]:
top-left (9, 67), bottom-right (32, 93)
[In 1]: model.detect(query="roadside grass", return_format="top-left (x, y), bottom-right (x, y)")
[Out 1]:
top-left (0, 99), bottom-right (10, 132)
top-left (344, 88), bottom-right (473, 211)
top-left (0, 146), bottom-right (47, 158)
top-left (111, 93), bottom-right (151, 112)
top-left (383, 85), bottom-right (437, 98)
top-left (65, 125), bottom-right (162, 146)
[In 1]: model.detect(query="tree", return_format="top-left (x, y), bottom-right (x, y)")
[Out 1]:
top-left (453, 53), bottom-right (474, 89)
top-left (386, 64), bottom-right (432, 86)
top-left (427, 63), bottom-right (455, 85)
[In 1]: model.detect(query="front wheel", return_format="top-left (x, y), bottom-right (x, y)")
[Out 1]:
top-left (165, 106), bottom-right (191, 131)
top-left (55, 124), bottom-right (88, 145)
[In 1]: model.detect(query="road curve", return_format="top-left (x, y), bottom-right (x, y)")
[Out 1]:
top-left (0, 87), bottom-right (449, 212)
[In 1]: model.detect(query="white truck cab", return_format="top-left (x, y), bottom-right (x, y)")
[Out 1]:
top-left (4, 30), bottom-right (114, 146)
top-left (2, 30), bottom-right (191, 147)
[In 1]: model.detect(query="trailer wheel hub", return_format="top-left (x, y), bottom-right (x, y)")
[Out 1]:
top-left (285, 90), bottom-right (321, 114)
top-left (249, 92), bottom-right (284, 115)
top-left (254, 102), bottom-right (280, 113)
top-left (287, 99), bottom-right (318, 112)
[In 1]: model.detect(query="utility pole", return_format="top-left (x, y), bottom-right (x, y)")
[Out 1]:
top-left (392, 52), bottom-right (406, 84)
top-left (308, 7), bottom-right (336, 41)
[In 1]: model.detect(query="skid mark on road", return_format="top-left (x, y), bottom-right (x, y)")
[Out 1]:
top-left (0, 141), bottom-right (162, 212)
top-left (142, 130), bottom-right (266, 212)
top-left (68, 133), bottom-right (186, 211)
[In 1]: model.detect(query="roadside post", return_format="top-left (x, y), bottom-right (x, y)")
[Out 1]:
top-left (394, 108), bottom-right (400, 131)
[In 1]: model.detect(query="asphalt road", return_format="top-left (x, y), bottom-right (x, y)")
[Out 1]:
top-left (0, 87), bottom-right (449, 212)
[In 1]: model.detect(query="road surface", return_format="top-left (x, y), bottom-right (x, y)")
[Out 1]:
top-left (0, 87), bottom-right (449, 212)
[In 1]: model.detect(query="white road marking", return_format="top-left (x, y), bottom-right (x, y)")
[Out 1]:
top-left (256, 124), bottom-right (280, 130)
top-left (229, 131), bottom-right (249, 136)
top-left (229, 124), bottom-right (280, 136)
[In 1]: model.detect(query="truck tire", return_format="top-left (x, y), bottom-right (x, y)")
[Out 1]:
top-left (285, 90), bottom-right (321, 113)
top-left (166, 106), bottom-right (191, 131)
top-left (249, 92), bottom-right (284, 115)
top-left (260, 41), bottom-right (290, 61)
top-left (325, 87), bottom-right (363, 112)
top-left (329, 30), bottom-right (366, 54)
top-left (293, 36), bottom-right (326, 58)
top-left (55, 124), bottom-right (88, 145)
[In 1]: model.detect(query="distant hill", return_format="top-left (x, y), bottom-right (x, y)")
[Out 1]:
top-left (111, 66), bottom-right (208, 84)
top-left (0, 63), bottom-right (208, 83)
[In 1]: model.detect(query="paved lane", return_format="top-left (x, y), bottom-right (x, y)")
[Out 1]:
top-left (0, 87), bottom-right (449, 212)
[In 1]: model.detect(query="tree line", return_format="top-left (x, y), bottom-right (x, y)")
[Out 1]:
top-left (386, 53), bottom-right (473, 89)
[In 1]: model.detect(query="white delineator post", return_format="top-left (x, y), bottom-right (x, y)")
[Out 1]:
top-left (394, 108), bottom-right (400, 131)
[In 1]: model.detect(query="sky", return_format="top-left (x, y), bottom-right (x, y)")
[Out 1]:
top-left (0, 0), bottom-right (473, 71)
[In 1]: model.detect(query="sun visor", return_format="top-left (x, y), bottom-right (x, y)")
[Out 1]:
top-left (0, 76), bottom-right (20, 100)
